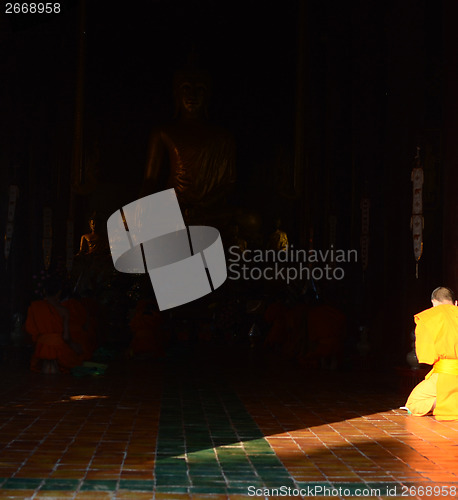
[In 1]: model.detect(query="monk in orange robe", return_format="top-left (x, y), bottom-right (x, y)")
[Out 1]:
top-left (405, 287), bottom-right (458, 421)
top-left (264, 299), bottom-right (345, 368)
top-left (25, 277), bottom-right (84, 373)
top-left (298, 303), bottom-right (345, 368)
top-left (62, 297), bottom-right (97, 361)
top-left (128, 299), bottom-right (167, 359)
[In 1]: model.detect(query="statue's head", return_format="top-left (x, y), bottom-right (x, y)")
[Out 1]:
top-left (88, 212), bottom-right (97, 231)
top-left (173, 65), bottom-right (212, 117)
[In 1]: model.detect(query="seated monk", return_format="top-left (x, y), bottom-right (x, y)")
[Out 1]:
top-left (298, 303), bottom-right (346, 369)
top-left (79, 294), bottom-right (106, 347)
top-left (264, 296), bottom-right (345, 369)
top-left (25, 276), bottom-right (84, 374)
top-left (62, 293), bottom-right (97, 361)
top-left (128, 299), bottom-right (167, 359)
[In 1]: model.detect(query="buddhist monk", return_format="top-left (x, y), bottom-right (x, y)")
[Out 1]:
top-left (62, 294), bottom-right (97, 361)
top-left (404, 287), bottom-right (458, 421)
top-left (127, 299), bottom-right (167, 359)
top-left (264, 296), bottom-right (345, 368)
top-left (25, 277), bottom-right (84, 373)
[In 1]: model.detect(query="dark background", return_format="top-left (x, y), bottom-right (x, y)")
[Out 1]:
top-left (1, 0), bottom-right (457, 367)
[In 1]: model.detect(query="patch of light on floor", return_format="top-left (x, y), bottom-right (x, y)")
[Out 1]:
top-left (58, 395), bottom-right (110, 402)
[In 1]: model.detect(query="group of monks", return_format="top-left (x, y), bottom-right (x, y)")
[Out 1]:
top-left (24, 276), bottom-right (168, 374)
top-left (263, 299), bottom-right (346, 369)
top-left (25, 277), bottom-right (99, 373)
top-left (24, 274), bottom-right (458, 421)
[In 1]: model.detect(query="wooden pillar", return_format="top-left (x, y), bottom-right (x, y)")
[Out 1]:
top-left (295, 0), bottom-right (308, 248)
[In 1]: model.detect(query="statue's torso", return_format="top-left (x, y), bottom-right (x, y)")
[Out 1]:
top-left (159, 121), bottom-right (236, 207)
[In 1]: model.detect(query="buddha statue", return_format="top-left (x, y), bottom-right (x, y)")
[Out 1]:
top-left (77, 216), bottom-right (106, 256)
top-left (141, 63), bottom-right (236, 226)
top-left (73, 215), bottom-right (110, 295)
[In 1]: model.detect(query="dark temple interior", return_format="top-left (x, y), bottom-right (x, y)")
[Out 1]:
top-left (0, 1), bottom-right (457, 498)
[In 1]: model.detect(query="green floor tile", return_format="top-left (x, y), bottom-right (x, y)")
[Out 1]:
top-left (227, 486), bottom-right (254, 494)
top-left (155, 368), bottom-right (293, 493)
top-left (187, 450), bottom-right (216, 458)
top-left (155, 485), bottom-right (189, 493)
top-left (42, 478), bottom-right (80, 490)
top-left (226, 479), bottom-right (262, 486)
top-left (191, 478), bottom-right (226, 486)
top-left (218, 455), bottom-right (250, 463)
top-left (2, 478), bottom-right (43, 489)
top-left (118, 479), bottom-right (155, 491)
top-left (80, 479), bottom-right (118, 491)
top-left (155, 458), bottom-right (187, 466)
top-left (156, 462), bottom-right (188, 471)
top-left (155, 476), bottom-right (191, 486)
top-left (262, 480), bottom-right (297, 489)
top-left (190, 485), bottom-right (228, 494)
top-left (188, 467), bottom-right (222, 475)
top-left (220, 464), bottom-right (253, 471)
top-left (186, 456), bottom-right (218, 464)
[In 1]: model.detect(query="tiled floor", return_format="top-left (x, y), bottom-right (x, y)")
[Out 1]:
top-left (0, 345), bottom-right (457, 499)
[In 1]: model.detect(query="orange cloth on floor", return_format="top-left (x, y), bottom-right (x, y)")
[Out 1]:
top-left (406, 304), bottom-right (458, 421)
top-left (62, 298), bottom-right (97, 360)
top-left (128, 300), bottom-right (166, 357)
top-left (25, 300), bottom-right (83, 372)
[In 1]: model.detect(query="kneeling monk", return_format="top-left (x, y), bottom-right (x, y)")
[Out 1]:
top-left (25, 277), bottom-right (84, 373)
top-left (405, 287), bottom-right (458, 421)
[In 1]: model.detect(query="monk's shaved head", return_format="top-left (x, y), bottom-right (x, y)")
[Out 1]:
top-left (431, 287), bottom-right (456, 304)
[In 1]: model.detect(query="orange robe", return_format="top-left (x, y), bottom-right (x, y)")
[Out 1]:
top-left (264, 301), bottom-right (344, 368)
top-left (299, 304), bottom-right (345, 367)
top-left (25, 300), bottom-right (83, 372)
top-left (128, 300), bottom-right (166, 358)
top-left (405, 304), bottom-right (458, 421)
top-left (62, 298), bottom-right (97, 361)
top-left (80, 296), bottom-right (104, 346)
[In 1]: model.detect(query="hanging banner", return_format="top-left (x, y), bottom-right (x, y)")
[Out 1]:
top-left (360, 197), bottom-right (370, 272)
top-left (411, 147), bottom-right (424, 279)
top-left (42, 207), bottom-right (53, 270)
top-left (4, 185), bottom-right (19, 263)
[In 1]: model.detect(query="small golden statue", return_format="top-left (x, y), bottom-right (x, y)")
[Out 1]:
top-left (267, 217), bottom-right (289, 251)
top-left (73, 215), bottom-right (110, 294)
top-left (77, 216), bottom-right (106, 256)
